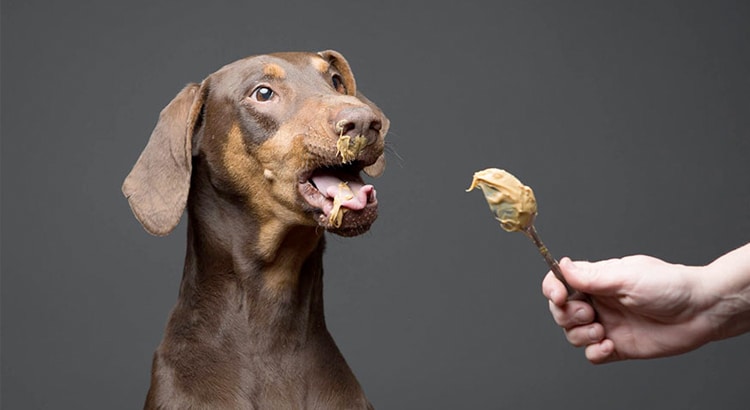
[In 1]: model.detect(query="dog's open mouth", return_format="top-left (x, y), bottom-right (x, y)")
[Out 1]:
top-left (299, 162), bottom-right (379, 236)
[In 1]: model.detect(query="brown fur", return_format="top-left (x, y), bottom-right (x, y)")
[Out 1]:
top-left (123, 50), bottom-right (388, 409)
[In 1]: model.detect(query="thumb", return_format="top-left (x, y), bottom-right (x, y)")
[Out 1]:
top-left (559, 257), bottom-right (620, 296)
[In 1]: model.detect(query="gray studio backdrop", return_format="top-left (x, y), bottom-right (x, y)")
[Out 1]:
top-left (2, 0), bottom-right (749, 409)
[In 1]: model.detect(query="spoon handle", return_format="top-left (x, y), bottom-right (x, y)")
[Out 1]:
top-left (523, 225), bottom-right (592, 303)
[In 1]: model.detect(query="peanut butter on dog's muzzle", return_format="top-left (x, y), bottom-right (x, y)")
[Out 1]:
top-left (336, 134), bottom-right (368, 164)
top-left (335, 120), bottom-right (368, 164)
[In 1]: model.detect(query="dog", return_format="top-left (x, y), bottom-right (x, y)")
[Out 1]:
top-left (123, 50), bottom-right (388, 409)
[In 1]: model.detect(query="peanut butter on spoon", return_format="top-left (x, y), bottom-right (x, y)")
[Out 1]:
top-left (468, 168), bottom-right (590, 302)
top-left (466, 168), bottom-right (537, 232)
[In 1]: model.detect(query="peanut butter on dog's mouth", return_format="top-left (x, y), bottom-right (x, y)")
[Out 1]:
top-left (466, 168), bottom-right (537, 232)
top-left (329, 182), bottom-right (354, 227)
top-left (336, 134), bottom-right (368, 164)
top-left (335, 120), bottom-right (368, 163)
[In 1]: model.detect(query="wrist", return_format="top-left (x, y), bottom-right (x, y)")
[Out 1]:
top-left (702, 244), bottom-right (750, 342)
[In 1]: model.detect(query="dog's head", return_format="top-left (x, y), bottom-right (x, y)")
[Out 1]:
top-left (123, 50), bottom-right (388, 238)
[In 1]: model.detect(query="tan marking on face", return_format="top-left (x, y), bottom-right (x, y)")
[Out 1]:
top-left (222, 123), bottom-right (261, 194)
top-left (223, 127), bottom-right (287, 254)
top-left (227, 122), bottom-right (318, 261)
top-left (263, 63), bottom-right (286, 79)
top-left (311, 56), bottom-right (330, 73)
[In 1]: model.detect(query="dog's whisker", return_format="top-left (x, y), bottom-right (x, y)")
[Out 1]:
top-left (384, 143), bottom-right (405, 168)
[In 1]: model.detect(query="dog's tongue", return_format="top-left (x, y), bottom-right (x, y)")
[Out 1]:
top-left (311, 174), bottom-right (373, 211)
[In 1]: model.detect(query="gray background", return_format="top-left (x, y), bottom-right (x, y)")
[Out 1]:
top-left (2, 0), bottom-right (749, 409)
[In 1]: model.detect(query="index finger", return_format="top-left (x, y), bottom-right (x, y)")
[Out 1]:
top-left (542, 270), bottom-right (569, 306)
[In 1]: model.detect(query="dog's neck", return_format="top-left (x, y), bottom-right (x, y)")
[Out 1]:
top-left (174, 167), bottom-right (330, 352)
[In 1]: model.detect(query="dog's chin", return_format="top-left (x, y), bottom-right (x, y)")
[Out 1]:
top-left (299, 181), bottom-right (379, 237)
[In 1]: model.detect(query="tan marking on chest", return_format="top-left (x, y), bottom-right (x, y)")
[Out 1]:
top-left (261, 225), bottom-right (321, 295)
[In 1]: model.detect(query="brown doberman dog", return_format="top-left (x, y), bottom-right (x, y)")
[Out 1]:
top-left (123, 50), bottom-right (388, 409)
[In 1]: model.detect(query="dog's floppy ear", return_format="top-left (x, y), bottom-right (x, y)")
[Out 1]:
top-left (122, 82), bottom-right (207, 236)
top-left (318, 49), bottom-right (357, 96)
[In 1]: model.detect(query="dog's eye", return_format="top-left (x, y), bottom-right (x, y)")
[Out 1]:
top-left (252, 86), bottom-right (275, 102)
top-left (332, 75), bottom-right (347, 94)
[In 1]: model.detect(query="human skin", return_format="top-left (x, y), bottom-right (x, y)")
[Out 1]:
top-left (542, 243), bottom-right (750, 364)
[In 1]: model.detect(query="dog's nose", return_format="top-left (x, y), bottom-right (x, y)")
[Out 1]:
top-left (334, 107), bottom-right (382, 143)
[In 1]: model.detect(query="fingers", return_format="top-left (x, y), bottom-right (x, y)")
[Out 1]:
top-left (543, 257), bottom-right (624, 364)
top-left (542, 257), bottom-right (595, 304)
top-left (584, 339), bottom-right (619, 364)
top-left (547, 299), bottom-right (596, 328)
top-left (549, 300), bottom-right (610, 360)
top-left (544, 265), bottom-right (598, 332)
top-left (564, 322), bottom-right (605, 347)
top-left (542, 270), bottom-right (568, 306)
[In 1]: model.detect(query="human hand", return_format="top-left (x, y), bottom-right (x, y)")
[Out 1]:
top-left (542, 256), bottom-right (715, 364)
